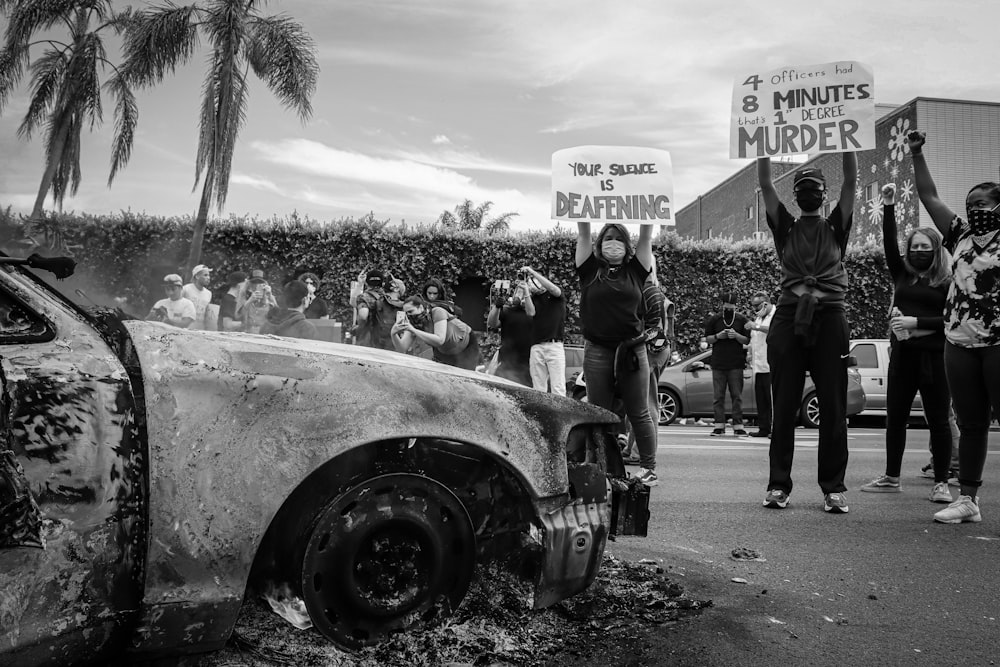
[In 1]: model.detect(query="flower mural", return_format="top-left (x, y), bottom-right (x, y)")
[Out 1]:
top-left (889, 117), bottom-right (911, 162)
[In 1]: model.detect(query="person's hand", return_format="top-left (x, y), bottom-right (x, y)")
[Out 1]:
top-left (716, 329), bottom-right (729, 340)
top-left (906, 130), bottom-right (926, 154)
top-left (388, 277), bottom-right (406, 296)
top-left (519, 266), bottom-right (536, 276)
top-left (891, 315), bottom-right (918, 331)
top-left (881, 183), bottom-right (896, 206)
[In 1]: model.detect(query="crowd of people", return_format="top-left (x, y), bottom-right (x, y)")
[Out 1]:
top-left (143, 128), bottom-right (999, 524)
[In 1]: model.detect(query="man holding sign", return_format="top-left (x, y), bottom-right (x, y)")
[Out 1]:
top-left (757, 151), bottom-right (857, 514)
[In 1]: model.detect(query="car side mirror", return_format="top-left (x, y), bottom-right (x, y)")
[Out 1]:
top-left (688, 361), bottom-right (707, 371)
top-left (846, 355), bottom-right (858, 368)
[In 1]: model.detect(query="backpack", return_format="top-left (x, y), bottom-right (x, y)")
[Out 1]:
top-left (357, 289), bottom-right (400, 348)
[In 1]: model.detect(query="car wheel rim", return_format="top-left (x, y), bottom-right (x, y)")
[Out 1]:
top-left (301, 473), bottom-right (475, 647)
top-left (806, 397), bottom-right (820, 425)
top-left (658, 392), bottom-right (676, 424)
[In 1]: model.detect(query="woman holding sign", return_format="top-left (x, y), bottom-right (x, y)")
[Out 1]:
top-left (576, 222), bottom-right (658, 486)
top-left (757, 152), bottom-right (857, 514)
top-left (908, 130), bottom-right (1000, 525)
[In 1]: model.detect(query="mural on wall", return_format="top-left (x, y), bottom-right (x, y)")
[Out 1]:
top-left (855, 113), bottom-right (918, 245)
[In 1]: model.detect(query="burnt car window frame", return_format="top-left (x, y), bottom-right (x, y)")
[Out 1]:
top-left (0, 269), bottom-right (56, 344)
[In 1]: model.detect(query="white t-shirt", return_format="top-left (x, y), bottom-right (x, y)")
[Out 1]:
top-left (750, 305), bottom-right (775, 374)
top-left (182, 284), bottom-right (212, 329)
top-left (152, 297), bottom-right (196, 328)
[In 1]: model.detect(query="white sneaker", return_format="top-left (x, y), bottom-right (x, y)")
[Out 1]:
top-left (933, 495), bottom-right (981, 523)
top-left (636, 467), bottom-right (659, 487)
top-left (929, 482), bottom-right (953, 504)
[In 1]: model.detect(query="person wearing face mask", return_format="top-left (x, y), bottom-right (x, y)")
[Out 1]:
top-left (860, 183), bottom-right (953, 503)
top-left (391, 295), bottom-right (479, 370)
top-left (908, 130), bottom-right (1000, 525)
top-left (575, 222), bottom-right (658, 486)
top-left (486, 277), bottom-right (535, 386)
top-left (704, 291), bottom-right (750, 437)
top-left (747, 291), bottom-right (775, 439)
top-left (297, 272), bottom-right (330, 320)
top-left (757, 152), bottom-right (857, 514)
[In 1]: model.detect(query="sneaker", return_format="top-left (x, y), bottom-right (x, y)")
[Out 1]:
top-left (933, 495), bottom-right (981, 523)
top-left (636, 468), bottom-right (659, 487)
top-left (763, 489), bottom-right (789, 509)
top-left (919, 461), bottom-right (934, 479)
top-left (824, 492), bottom-right (849, 513)
top-left (733, 428), bottom-right (749, 437)
top-left (929, 482), bottom-right (953, 504)
top-left (859, 475), bottom-right (901, 493)
top-left (750, 431), bottom-right (770, 438)
top-left (947, 470), bottom-right (960, 487)
top-left (710, 427), bottom-right (726, 436)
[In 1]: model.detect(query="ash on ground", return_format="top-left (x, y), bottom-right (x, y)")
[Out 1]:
top-left (198, 554), bottom-right (711, 667)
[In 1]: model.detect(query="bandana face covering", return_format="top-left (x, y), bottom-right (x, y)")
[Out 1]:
top-left (967, 203), bottom-right (1000, 251)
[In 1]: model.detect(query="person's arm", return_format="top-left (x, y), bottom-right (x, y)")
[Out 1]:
top-left (907, 131), bottom-right (956, 237)
top-left (390, 325), bottom-right (414, 353)
top-left (635, 224), bottom-right (653, 271)
top-left (729, 318), bottom-right (749, 345)
top-left (486, 303), bottom-right (502, 330)
top-left (881, 184), bottom-right (904, 279)
top-left (522, 290), bottom-right (536, 317)
top-left (522, 266), bottom-right (561, 297)
top-left (575, 222), bottom-right (592, 267)
top-left (757, 158), bottom-right (781, 222)
top-left (705, 318), bottom-right (723, 345)
top-left (403, 307), bottom-right (448, 347)
top-left (838, 151), bottom-right (858, 217)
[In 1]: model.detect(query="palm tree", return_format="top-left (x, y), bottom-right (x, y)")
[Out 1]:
top-left (436, 199), bottom-right (518, 235)
top-left (120, 0), bottom-right (318, 270)
top-left (0, 0), bottom-right (137, 221)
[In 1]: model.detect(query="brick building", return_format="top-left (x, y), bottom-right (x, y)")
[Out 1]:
top-left (675, 97), bottom-right (1000, 243)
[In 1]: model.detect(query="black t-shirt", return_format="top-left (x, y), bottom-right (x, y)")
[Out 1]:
top-left (767, 203), bottom-right (851, 305)
top-left (531, 292), bottom-right (566, 343)
top-left (577, 254), bottom-right (650, 346)
top-left (498, 307), bottom-right (534, 365)
top-left (305, 297), bottom-right (329, 320)
top-left (217, 292), bottom-right (238, 329)
top-left (704, 311), bottom-right (750, 370)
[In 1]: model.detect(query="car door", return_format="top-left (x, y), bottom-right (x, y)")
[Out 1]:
top-left (0, 269), bottom-right (145, 663)
top-left (850, 341), bottom-right (885, 411)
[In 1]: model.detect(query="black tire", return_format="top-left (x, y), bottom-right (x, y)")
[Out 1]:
top-left (801, 393), bottom-right (820, 429)
top-left (658, 389), bottom-right (679, 425)
top-left (300, 473), bottom-right (476, 648)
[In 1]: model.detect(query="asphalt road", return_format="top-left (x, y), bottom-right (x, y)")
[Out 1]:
top-left (604, 424), bottom-right (1000, 667)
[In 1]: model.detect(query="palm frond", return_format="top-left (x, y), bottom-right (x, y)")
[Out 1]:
top-left (244, 13), bottom-right (317, 121)
top-left (68, 31), bottom-right (104, 129)
top-left (0, 43), bottom-right (30, 110)
top-left (106, 72), bottom-right (137, 184)
top-left (120, 3), bottom-right (198, 87)
top-left (213, 65), bottom-right (249, 209)
top-left (5, 0), bottom-right (79, 47)
top-left (17, 48), bottom-right (67, 139)
top-left (193, 64), bottom-right (219, 191)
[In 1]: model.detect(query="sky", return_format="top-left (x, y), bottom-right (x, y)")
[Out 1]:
top-left (2, 0), bottom-right (999, 234)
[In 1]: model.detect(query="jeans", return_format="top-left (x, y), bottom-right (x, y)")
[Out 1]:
top-left (712, 368), bottom-right (744, 427)
top-left (884, 342), bottom-right (952, 481)
top-left (529, 341), bottom-right (567, 396)
top-left (944, 342), bottom-right (1000, 490)
top-left (767, 304), bottom-right (849, 495)
top-left (754, 372), bottom-right (772, 434)
top-left (584, 341), bottom-right (657, 470)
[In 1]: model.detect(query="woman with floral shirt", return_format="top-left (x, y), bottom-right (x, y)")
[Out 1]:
top-left (909, 130), bottom-right (1000, 525)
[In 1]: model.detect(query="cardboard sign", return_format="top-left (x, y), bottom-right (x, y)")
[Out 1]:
top-left (551, 146), bottom-right (674, 225)
top-left (730, 61), bottom-right (875, 158)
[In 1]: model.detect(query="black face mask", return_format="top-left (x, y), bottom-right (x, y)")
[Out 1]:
top-left (795, 190), bottom-right (824, 212)
top-left (410, 312), bottom-right (429, 327)
top-left (723, 307), bottom-right (736, 314)
top-left (968, 204), bottom-right (1000, 236)
top-left (908, 250), bottom-right (934, 272)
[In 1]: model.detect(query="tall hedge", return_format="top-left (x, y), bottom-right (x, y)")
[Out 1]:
top-left (5, 210), bottom-right (894, 355)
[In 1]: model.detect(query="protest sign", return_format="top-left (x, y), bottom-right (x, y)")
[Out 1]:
top-left (551, 146), bottom-right (673, 226)
top-left (730, 61), bottom-right (875, 159)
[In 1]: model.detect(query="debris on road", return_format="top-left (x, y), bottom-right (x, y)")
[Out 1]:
top-left (730, 546), bottom-right (765, 561)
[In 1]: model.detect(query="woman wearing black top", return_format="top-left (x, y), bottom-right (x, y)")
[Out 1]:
top-left (575, 222), bottom-right (657, 486)
top-left (860, 184), bottom-right (953, 503)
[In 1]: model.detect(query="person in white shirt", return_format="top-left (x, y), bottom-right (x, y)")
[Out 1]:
top-left (182, 264), bottom-right (213, 329)
top-left (747, 291), bottom-right (775, 438)
top-left (147, 274), bottom-right (196, 328)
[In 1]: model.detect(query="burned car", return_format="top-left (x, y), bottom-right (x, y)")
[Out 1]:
top-left (0, 255), bottom-right (624, 664)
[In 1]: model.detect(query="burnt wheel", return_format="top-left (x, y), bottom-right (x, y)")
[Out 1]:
top-left (300, 473), bottom-right (476, 648)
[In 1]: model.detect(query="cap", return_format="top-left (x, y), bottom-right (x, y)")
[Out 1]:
top-left (365, 269), bottom-right (385, 286)
top-left (793, 168), bottom-right (825, 188)
top-left (163, 274), bottom-right (183, 286)
top-left (719, 291), bottom-right (736, 304)
top-left (192, 264), bottom-right (212, 279)
top-left (226, 271), bottom-right (247, 287)
top-left (249, 269), bottom-right (266, 284)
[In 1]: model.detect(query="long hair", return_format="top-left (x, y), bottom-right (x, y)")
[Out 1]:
top-left (421, 277), bottom-right (449, 301)
top-left (590, 223), bottom-right (635, 284)
top-left (902, 226), bottom-right (951, 287)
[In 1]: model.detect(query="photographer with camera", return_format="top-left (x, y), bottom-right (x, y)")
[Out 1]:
top-left (147, 274), bottom-right (196, 328)
top-left (351, 269), bottom-right (405, 350)
top-left (391, 295), bottom-right (480, 370)
top-left (704, 291), bottom-right (750, 437)
top-left (486, 274), bottom-right (535, 386)
top-left (237, 269), bottom-right (278, 334)
top-left (522, 266), bottom-right (567, 395)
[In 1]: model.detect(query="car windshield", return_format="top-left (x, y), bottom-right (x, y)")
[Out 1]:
top-left (5, 259), bottom-right (118, 324)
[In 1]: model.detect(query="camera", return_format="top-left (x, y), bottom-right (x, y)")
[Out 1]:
top-left (517, 269), bottom-right (527, 282)
top-left (489, 279), bottom-right (512, 307)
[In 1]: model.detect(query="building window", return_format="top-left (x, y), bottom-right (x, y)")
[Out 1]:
top-left (746, 204), bottom-right (754, 220)
top-left (864, 181), bottom-right (878, 203)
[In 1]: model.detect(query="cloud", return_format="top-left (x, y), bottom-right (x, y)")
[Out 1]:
top-left (431, 134), bottom-right (451, 145)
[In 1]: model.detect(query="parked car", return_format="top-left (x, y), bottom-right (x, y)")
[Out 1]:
top-left (848, 338), bottom-right (924, 419)
top-left (655, 349), bottom-right (866, 428)
top-left (0, 255), bottom-right (622, 663)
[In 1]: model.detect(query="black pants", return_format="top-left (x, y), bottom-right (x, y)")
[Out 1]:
top-left (754, 372), bottom-right (772, 435)
top-left (884, 341), bottom-right (952, 481)
top-left (944, 342), bottom-right (1000, 490)
top-left (767, 304), bottom-right (849, 495)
